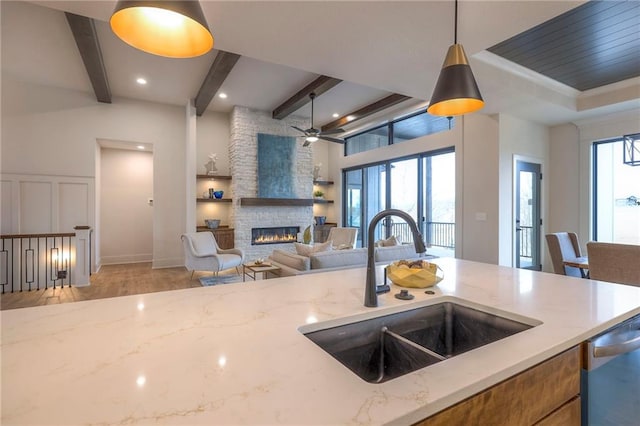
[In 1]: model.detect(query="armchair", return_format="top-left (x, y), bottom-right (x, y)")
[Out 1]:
top-left (326, 227), bottom-right (358, 249)
top-left (181, 232), bottom-right (244, 279)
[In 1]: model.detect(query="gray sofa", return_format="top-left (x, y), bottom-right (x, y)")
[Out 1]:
top-left (268, 245), bottom-right (426, 277)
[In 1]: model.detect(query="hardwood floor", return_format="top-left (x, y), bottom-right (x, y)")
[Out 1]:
top-left (0, 263), bottom-right (220, 311)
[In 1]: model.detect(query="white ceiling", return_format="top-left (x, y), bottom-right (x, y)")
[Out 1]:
top-left (3, 0), bottom-right (639, 129)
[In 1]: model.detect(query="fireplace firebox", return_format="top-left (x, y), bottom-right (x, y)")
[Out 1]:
top-left (251, 226), bottom-right (300, 245)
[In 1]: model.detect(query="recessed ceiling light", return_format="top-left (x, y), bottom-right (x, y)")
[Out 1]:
top-left (136, 375), bottom-right (146, 387)
top-left (137, 145), bottom-right (145, 150)
top-left (332, 113), bottom-right (339, 118)
top-left (346, 115), bottom-right (356, 122)
top-left (136, 77), bottom-right (147, 85)
top-left (218, 93), bottom-right (228, 99)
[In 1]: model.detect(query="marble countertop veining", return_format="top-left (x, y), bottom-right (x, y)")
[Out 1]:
top-left (2, 258), bottom-right (640, 425)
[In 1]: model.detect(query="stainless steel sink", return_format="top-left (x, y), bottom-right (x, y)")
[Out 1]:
top-left (302, 299), bottom-right (539, 383)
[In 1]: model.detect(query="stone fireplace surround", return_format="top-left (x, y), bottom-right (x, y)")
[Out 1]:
top-left (230, 106), bottom-right (315, 260)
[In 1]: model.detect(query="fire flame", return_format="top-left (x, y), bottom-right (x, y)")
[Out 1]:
top-left (253, 233), bottom-right (297, 244)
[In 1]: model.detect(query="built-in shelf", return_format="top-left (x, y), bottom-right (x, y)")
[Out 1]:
top-left (313, 180), bottom-right (334, 186)
top-left (240, 198), bottom-right (314, 207)
top-left (196, 198), bottom-right (232, 203)
top-left (197, 175), bottom-right (232, 180)
top-left (313, 199), bottom-right (334, 204)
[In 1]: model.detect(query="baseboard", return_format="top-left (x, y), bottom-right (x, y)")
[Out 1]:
top-left (100, 254), bottom-right (152, 265)
top-left (152, 257), bottom-right (184, 269)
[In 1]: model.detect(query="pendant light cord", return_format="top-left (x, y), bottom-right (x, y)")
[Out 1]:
top-left (454, 0), bottom-right (458, 44)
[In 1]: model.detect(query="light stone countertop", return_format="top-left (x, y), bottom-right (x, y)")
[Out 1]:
top-left (2, 258), bottom-right (640, 425)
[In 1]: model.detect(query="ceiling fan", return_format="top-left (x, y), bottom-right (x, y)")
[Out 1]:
top-left (291, 93), bottom-right (345, 147)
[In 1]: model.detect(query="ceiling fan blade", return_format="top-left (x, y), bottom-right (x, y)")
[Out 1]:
top-left (291, 126), bottom-right (308, 134)
top-left (319, 128), bottom-right (345, 135)
top-left (302, 139), bottom-right (312, 147)
top-left (319, 136), bottom-right (345, 144)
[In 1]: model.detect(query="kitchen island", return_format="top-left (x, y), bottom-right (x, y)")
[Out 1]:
top-left (2, 258), bottom-right (640, 425)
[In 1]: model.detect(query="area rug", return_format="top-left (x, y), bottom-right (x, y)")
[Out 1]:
top-left (199, 275), bottom-right (242, 286)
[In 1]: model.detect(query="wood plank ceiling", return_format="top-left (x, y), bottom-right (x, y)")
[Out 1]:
top-left (488, 0), bottom-right (640, 91)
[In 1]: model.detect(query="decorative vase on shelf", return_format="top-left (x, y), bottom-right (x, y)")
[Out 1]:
top-left (313, 163), bottom-right (322, 181)
top-left (213, 190), bottom-right (224, 199)
top-left (205, 159), bottom-right (218, 175)
top-left (205, 153), bottom-right (218, 175)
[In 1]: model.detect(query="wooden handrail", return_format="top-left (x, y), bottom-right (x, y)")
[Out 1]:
top-left (1, 232), bottom-right (76, 239)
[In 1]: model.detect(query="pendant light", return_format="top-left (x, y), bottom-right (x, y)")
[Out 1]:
top-left (110, 1), bottom-right (214, 58)
top-left (428, 0), bottom-right (483, 116)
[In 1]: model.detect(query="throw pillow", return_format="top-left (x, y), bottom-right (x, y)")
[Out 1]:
top-left (375, 235), bottom-right (399, 247)
top-left (336, 243), bottom-right (353, 250)
top-left (294, 240), bottom-right (333, 256)
top-left (294, 242), bottom-right (313, 257)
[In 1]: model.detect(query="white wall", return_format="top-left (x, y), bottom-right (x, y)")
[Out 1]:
top-left (497, 114), bottom-right (549, 268)
top-left (2, 77), bottom-right (187, 268)
top-left (576, 109), bottom-right (640, 246)
top-left (461, 114), bottom-right (500, 263)
top-left (0, 173), bottom-right (94, 234)
top-left (194, 110), bottom-right (232, 228)
top-left (100, 148), bottom-right (153, 265)
top-left (548, 123), bottom-right (581, 235)
top-left (197, 110), bottom-right (232, 175)
top-left (546, 109), bottom-right (640, 256)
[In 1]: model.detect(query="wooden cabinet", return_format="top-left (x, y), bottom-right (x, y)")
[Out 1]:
top-left (314, 224), bottom-right (336, 243)
top-left (197, 227), bottom-right (235, 249)
top-left (415, 346), bottom-right (581, 426)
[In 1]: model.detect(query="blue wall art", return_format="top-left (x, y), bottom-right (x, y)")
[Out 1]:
top-left (257, 133), bottom-right (296, 198)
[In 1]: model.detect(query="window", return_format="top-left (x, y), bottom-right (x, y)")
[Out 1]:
top-left (593, 138), bottom-right (640, 244)
top-left (343, 148), bottom-right (455, 256)
top-left (345, 125), bottom-right (389, 156)
top-left (345, 111), bottom-right (454, 156)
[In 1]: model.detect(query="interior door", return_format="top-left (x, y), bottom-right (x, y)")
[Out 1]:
top-left (515, 161), bottom-right (541, 270)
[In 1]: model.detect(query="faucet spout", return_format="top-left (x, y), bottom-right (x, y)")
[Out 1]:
top-left (365, 209), bottom-right (426, 307)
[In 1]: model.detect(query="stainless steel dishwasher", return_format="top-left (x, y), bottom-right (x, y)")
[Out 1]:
top-left (581, 314), bottom-right (640, 425)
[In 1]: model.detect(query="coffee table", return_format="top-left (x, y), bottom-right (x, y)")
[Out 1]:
top-left (243, 262), bottom-right (281, 282)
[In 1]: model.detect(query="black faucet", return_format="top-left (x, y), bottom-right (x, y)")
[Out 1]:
top-left (365, 209), bottom-right (427, 307)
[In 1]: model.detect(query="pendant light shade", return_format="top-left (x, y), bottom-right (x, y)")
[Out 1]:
top-left (110, 1), bottom-right (214, 58)
top-left (428, 1), bottom-right (483, 116)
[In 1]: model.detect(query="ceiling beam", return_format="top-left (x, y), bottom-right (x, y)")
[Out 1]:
top-left (272, 75), bottom-right (342, 119)
top-left (65, 12), bottom-right (111, 103)
top-left (195, 50), bottom-right (241, 116)
top-left (321, 93), bottom-right (411, 132)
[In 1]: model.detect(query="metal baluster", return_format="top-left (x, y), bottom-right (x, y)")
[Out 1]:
top-left (0, 238), bottom-right (7, 294)
top-left (25, 237), bottom-right (34, 291)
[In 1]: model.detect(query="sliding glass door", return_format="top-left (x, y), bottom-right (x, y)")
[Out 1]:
top-left (343, 149), bottom-right (455, 253)
top-left (423, 152), bottom-right (455, 257)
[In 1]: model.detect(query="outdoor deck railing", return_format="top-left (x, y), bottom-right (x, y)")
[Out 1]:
top-left (376, 221), bottom-right (455, 249)
top-left (519, 226), bottom-right (533, 258)
top-left (0, 227), bottom-right (92, 293)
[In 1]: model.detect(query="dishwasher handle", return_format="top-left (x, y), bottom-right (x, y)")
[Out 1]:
top-left (593, 330), bottom-right (640, 358)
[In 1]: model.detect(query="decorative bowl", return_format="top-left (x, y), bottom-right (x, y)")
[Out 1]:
top-left (386, 260), bottom-right (444, 288)
top-left (205, 219), bottom-right (220, 229)
top-left (213, 190), bottom-right (224, 199)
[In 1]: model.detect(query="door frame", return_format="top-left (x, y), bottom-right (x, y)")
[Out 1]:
top-left (514, 158), bottom-right (542, 270)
